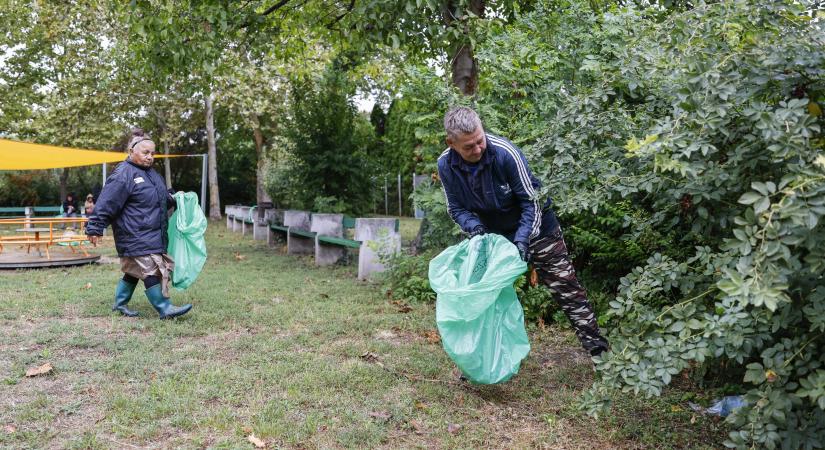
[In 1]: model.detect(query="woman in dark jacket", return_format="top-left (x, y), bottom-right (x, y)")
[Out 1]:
top-left (86, 129), bottom-right (192, 319)
top-left (62, 193), bottom-right (78, 217)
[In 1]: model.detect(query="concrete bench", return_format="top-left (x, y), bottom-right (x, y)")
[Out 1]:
top-left (250, 206), bottom-right (272, 241)
top-left (280, 210), bottom-right (313, 255)
top-left (355, 218), bottom-right (401, 280)
top-left (233, 206), bottom-right (252, 234)
top-left (310, 214), bottom-right (355, 265)
top-left (265, 209), bottom-right (286, 247)
top-left (225, 205), bottom-right (243, 229)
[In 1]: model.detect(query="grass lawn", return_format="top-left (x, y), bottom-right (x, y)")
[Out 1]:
top-left (0, 220), bottom-right (727, 449)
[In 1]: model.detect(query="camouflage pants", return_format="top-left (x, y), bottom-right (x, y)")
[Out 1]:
top-left (529, 227), bottom-right (609, 354)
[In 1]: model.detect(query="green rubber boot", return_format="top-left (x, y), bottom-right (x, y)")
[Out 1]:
top-left (112, 279), bottom-right (139, 317)
top-left (144, 284), bottom-right (192, 319)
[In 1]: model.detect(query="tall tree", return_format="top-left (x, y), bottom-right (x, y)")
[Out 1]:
top-left (205, 93), bottom-right (221, 219)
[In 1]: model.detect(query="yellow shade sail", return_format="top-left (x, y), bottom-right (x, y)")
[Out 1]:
top-left (0, 138), bottom-right (181, 170)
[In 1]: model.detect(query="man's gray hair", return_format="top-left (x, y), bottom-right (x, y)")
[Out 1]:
top-left (444, 107), bottom-right (482, 140)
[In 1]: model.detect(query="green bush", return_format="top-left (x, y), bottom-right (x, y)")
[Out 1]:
top-left (282, 62), bottom-right (377, 215)
top-left (381, 251), bottom-right (436, 303)
top-left (393, 0), bottom-right (825, 446)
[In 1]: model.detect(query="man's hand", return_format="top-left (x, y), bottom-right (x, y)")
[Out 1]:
top-left (516, 241), bottom-right (530, 262)
top-left (87, 235), bottom-right (100, 246)
top-left (469, 226), bottom-right (486, 238)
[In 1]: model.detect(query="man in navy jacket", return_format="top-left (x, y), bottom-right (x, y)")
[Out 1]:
top-left (438, 107), bottom-right (608, 357)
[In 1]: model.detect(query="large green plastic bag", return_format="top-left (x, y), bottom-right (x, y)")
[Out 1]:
top-left (429, 234), bottom-right (530, 384)
top-left (167, 192), bottom-right (208, 290)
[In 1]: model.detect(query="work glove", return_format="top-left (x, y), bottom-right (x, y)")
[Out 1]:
top-left (516, 241), bottom-right (530, 262)
top-left (468, 226), bottom-right (486, 238)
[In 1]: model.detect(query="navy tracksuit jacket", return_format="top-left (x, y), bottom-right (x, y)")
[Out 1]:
top-left (437, 133), bottom-right (558, 244)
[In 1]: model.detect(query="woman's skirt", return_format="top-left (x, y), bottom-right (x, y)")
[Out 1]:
top-left (120, 254), bottom-right (175, 297)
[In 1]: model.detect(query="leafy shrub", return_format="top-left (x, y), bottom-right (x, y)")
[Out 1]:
top-left (396, 0), bottom-right (825, 446)
top-left (381, 251), bottom-right (436, 303)
top-left (520, 3), bottom-right (825, 448)
top-left (513, 274), bottom-right (557, 324)
top-left (312, 195), bottom-right (349, 214)
top-left (282, 62), bottom-right (377, 215)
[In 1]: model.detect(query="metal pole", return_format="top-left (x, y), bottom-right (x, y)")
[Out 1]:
top-left (102, 162), bottom-right (107, 187)
top-left (384, 176), bottom-right (388, 215)
top-left (200, 154), bottom-right (208, 214)
top-left (397, 172), bottom-right (402, 217)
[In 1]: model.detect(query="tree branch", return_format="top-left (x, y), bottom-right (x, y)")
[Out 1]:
top-left (241, 0), bottom-right (292, 29)
top-left (326, 0), bottom-right (356, 29)
top-left (261, 0), bottom-right (292, 16)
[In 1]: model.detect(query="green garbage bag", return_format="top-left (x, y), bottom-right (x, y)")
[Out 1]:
top-left (167, 192), bottom-right (208, 290)
top-left (429, 234), bottom-right (530, 384)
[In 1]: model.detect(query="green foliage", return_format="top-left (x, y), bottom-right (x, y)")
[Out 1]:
top-left (393, 0), bottom-right (825, 446)
top-left (282, 64), bottom-right (377, 215)
top-left (530, 2), bottom-right (825, 448)
top-left (410, 179), bottom-right (463, 250)
top-left (381, 251), bottom-right (437, 303)
top-left (563, 201), bottom-right (680, 279)
top-left (312, 196), bottom-right (349, 215)
top-left (513, 275), bottom-right (557, 324)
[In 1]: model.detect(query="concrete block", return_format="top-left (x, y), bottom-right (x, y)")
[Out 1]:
top-left (355, 218), bottom-right (401, 280)
top-left (285, 210), bottom-right (313, 255)
top-left (253, 218), bottom-right (268, 241)
top-left (311, 214), bottom-right (345, 266)
top-left (265, 209), bottom-right (284, 226)
top-left (234, 207), bottom-right (251, 233)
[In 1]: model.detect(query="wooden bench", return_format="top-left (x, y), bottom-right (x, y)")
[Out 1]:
top-left (0, 207), bottom-right (26, 217)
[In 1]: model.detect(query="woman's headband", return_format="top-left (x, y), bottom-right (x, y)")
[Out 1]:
top-left (130, 138), bottom-right (152, 150)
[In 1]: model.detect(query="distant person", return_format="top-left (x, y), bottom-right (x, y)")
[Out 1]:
top-left (85, 128), bottom-right (192, 320)
top-left (84, 193), bottom-right (95, 216)
top-left (437, 106), bottom-right (608, 357)
top-left (62, 193), bottom-right (78, 217)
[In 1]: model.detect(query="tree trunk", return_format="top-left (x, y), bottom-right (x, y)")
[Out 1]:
top-left (156, 110), bottom-right (173, 188)
top-left (205, 93), bottom-right (221, 219)
top-left (163, 137), bottom-right (172, 189)
top-left (59, 168), bottom-right (70, 204)
top-left (251, 114), bottom-right (272, 205)
top-left (443, 0), bottom-right (484, 96)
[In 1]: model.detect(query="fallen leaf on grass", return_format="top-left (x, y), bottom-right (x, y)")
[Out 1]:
top-left (415, 401), bottom-right (428, 410)
top-left (359, 352), bottom-right (379, 363)
top-left (422, 330), bottom-right (440, 344)
top-left (247, 434), bottom-right (266, 448)
top-left (447, 423), bottom-right (462, 434)
top-left (25, 363), bottom-right (53, 377)
top-left (390, 300), bottom-right (412, 313)
top-left (368, 411), bottom-right (391, 421)
top-left (4, 425), bottom-right (16, 434)
top-left (409, 420), bottom-right (425, 434)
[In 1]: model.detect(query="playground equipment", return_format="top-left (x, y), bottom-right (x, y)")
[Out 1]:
top-left (0, 217), bottom-right (100, 268)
